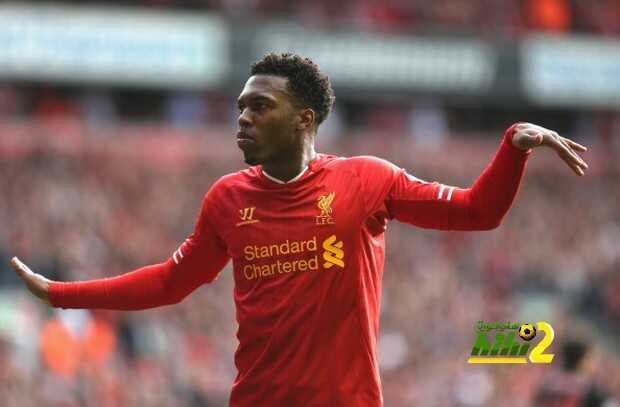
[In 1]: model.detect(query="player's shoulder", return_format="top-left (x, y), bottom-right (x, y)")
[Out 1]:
top-left (216, 169), bottom-right (256, 186)
top-left (344, 155), bottom-right (398, 168)
top-left (204, 168), bottom-right (259, 199)
top-left (326, 155), bottom-right (401, 175)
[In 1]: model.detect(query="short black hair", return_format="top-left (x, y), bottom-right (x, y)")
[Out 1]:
top-left (250, 52), bottom-right (335, 126)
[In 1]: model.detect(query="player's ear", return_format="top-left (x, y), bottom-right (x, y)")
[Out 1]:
top-left (296, 108), bottom-right (315, 131)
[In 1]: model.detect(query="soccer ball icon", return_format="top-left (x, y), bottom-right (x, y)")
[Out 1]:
top-left (518, 323), bottom-right (537, 341)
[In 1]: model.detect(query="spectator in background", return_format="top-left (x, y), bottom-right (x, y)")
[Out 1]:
top-left (0, 86), bottom-right (21, 119)
top-left (573, 0), bottom-right (620, 36)
top-left (166, 91), bottom-right (209, 130)
top-left (39, 309), bottom-right (117, 380)
top-left (407, 102), bottom-right (449, 150)
top-left (80, 90), bottom-right (117, 129)
top-left (34, 88), bottom-right (80, 121)
top-left (525, 0), bottom-right (571, 33)
top-left (534, 339), bottom-right (614, 407)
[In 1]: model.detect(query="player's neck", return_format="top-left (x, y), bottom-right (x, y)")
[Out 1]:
top-left (262, 144), bottom-right (317, 183)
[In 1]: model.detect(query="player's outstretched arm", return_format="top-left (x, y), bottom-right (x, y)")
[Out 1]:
top-left (10, 193), bottom-right (230, 310)
top-left (9, 182), bottom-right (231, 311)
top-left (386, 122), bottom-right (588, 231)
top-left (11, 248), bottom-right (228, 310)
top-left (11, 257), bottom-right (51, 305)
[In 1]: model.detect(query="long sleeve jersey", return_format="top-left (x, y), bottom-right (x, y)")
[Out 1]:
top-left (50, 125), bottom-right (530, 406)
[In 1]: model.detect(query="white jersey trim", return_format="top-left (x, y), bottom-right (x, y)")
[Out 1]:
top-left (438, 185), bottom-right (446, 200)
top-left (262, 166), bottom-right (309, 184)
top-left (446, 187), bottom-right (455, 201)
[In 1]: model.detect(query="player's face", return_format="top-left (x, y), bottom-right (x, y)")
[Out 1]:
top-left (236, 75), bottom-right (301, 166)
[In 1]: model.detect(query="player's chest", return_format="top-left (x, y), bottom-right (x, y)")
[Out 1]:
top-left (218, 182), bottom-right (363, 257)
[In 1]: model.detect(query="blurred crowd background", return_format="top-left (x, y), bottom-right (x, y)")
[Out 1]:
top-left (1, 1), bottom-right (620, 406)
top-left (17, 0), bottom-right (620, 36)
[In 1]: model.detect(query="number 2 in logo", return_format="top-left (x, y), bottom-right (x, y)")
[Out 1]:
top-left (529, 321), bottom-right (555, 364)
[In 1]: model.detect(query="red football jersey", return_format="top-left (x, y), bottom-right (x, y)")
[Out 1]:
top-left (50, 127), bottom-right (529, 406)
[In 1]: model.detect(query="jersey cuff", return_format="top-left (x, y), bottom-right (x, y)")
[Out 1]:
top-left (48, 281), bottom-right (64, 308)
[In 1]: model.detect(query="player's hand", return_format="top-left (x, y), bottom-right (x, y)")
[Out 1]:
top-left (512, 122), bottom-right (589, 176)
top-left (10, 257), bottom-right (52, 305)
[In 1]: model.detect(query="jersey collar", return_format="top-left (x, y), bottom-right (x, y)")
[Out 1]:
top-left (262, 166), bottom-right (309, 184)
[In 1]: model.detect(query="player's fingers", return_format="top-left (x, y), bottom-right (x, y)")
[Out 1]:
top-left (11, 257), bottom-right (33, 279)
top-left (546, 134), bottom-right (578, 169)
top-left (10, 256), bottom-right (47, 282)
top-left (562, 137), bottom-right (588, 152)
top-left (11, 257), bottom-right (51, 304)
top-left (553, 140), bottom-right (585, 176)
top-left (558, 137), bottom-right (588, 170)
top-left (516, 126), bottom-right (589, 172)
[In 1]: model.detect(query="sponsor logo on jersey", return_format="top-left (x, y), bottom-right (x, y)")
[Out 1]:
top-left (241, 234), bottom-right (345, 280)
top-left (316, 192), bottom-right (335, 225)
top-left (322, 234), bottom-right (344, 269)
top-left (237, 206), bottom-right (260, 227)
